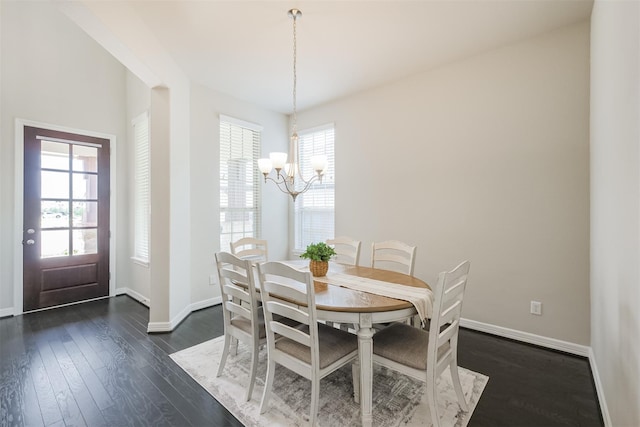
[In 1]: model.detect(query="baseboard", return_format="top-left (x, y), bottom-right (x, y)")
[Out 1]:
top-left (0, 307), bottom-right (15, 318)
top-left (460, 318), bottom-right (590, 357)
top-left (147, 303), bottom-right (190, 333)
top-left (146, 320), bottom-right (173, 333)
top-left (588, 348), bottom-right (612, 427)
top-left (191, 296), bottom-right (222, 312)
top-left (116, 287), bottom-right (150, 307)
top-left (146, 297), bottom-right (222, 333)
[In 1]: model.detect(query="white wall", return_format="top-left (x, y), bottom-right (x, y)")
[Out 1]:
top-left (123, 71), bottom-right (151, 304)
top-left (0, 1), bottom-right (127, 313)
top-left (297, 22), bottom-right (591, 345)
top-left (120, 77), bottom-right (289, 309)
top-left (58, 1), bottom-right (194, 329)
top-left (590, 1), bottom-right (640, 425)
top-left (0, 1), bottom-right (289, 320)
top-left (189, 82), bottom-right (289, 305)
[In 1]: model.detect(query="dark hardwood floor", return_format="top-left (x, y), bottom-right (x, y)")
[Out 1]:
top-left (0, 296), bottom-right (603, 426)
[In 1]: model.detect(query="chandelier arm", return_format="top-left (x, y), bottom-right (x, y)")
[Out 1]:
top-left (264, 175), bottom-right (300, 198)
top-left (295, 174), bottom-right (321, 195)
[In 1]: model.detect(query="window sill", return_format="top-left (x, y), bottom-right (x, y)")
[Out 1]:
top-left (131, 257), bottom-right (149, 268)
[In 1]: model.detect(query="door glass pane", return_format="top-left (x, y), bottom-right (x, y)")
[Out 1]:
top-left (72, 202), bottom-right (98, 227)
top-left (41, 230), bottom-right (69, 258)
top-left (41, 141), bottom-right (69, 170)
top-left (41, 171), bottom-right (69, 199)
top-left (41, 201), bottom-right (69, 228)
top-left (73, 173), bottom-right (98, 200)
top-left (73, 229), bottom-right (97, 255)
top-left (72, 145), bottom-right (98, 172)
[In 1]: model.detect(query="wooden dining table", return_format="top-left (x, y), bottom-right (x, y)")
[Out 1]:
top-left (282, 260), bottom-right (431, 427)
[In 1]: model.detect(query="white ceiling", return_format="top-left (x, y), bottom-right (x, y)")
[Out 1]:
top-left (129, 0), bottom-right (593, 114)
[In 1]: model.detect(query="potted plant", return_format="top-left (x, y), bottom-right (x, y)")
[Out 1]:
top-left (300, 242), bottom-right (336, 277)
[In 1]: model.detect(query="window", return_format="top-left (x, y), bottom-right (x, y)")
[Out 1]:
top-left (294, 124), bottom-right (335, 251)
top-left (132, 112), bottom-right (150, 263)
top-left (219, 115), bottom-right (262, 252)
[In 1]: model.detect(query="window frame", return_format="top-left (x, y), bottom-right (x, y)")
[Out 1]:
top-left (219, 114), bottom-right (263, 253)
top-left (132, 111), bottom-right (150, 265)
top-left (292, 123), bottom-right (335, 253)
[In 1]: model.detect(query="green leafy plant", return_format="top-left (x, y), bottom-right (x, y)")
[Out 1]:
top-left (299, 242), bottom-right (336, 262)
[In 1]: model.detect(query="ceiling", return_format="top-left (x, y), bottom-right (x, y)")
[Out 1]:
top-left (129, 1), bottom-right (593, 114)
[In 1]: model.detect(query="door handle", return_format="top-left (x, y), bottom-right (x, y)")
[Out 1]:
top-left (27, 228), bottom-right (35, 234)
top-left (26, 239), bottom-right (35, 245)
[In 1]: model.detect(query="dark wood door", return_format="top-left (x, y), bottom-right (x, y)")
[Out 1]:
top-left (23, 126), bottom-right (110, 311)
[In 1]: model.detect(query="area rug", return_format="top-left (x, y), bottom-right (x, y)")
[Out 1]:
top-left (170, 336), bottom-right (488, 426)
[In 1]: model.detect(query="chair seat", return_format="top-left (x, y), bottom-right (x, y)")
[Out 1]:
top-left (231, 313), bottom-right (267, 339)
top-left (373, 323), bottom-right (450, 371)
top-left (275, 323), bottom-right (358, 369)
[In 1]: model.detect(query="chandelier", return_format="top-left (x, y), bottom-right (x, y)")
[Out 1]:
top-left (257, 9), bottom-right (327, 201)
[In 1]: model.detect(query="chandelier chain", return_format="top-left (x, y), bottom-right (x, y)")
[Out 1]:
top-left (257, 9), bottom-right (326, 202)
top-left (292, 12), bottom-right (298, 133)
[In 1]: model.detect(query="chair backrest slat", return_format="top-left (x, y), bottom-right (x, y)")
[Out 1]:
top-left (222, 283), bottom-right (251, 302)
top-left (437, 319), bottom-right (459, 348)
top-left (327, 236), bottom-right (361, 266)
top-left (263, 280), bottom-right (309, 308)
top-left (428, 261), bottom-right (470, 369)
top-left (371, 240), bottom-right (417, 276)
top-left (215, 251), bottom-right (260, 334)
top-left (220, 268), bottom-right (252, 286)
top-left (265, 300), bottom-right (310, 326)
top-left (225, 301), bottom-right (252, 319)
top-left (258, 261), bottom-right (320, 368)
top-left (230, 237), bottom-right (268, 262)
top-left (270, 321), bottom-right (312, 347)
top-left (439, 300), bottom-right (462, 325)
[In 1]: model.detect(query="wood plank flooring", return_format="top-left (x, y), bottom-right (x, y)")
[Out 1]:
top-left (0, 296), bottom-right (603, 426)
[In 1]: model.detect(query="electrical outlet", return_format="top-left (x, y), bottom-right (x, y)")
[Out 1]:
top-left (530, 301), bottom-right (542, 315)
top-left (209, 274), bottom-right (217, 286)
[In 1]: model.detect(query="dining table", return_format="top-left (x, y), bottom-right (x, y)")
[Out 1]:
top-left (280, 260), bottom-right (432, 427)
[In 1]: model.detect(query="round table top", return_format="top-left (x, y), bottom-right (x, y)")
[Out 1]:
top-left (286, 260), bottom-right (431, 313)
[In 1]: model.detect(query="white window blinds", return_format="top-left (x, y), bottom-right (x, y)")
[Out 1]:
top-left (294, 124), bottom-right (335, 251)
top-left (133, 112), bottom-right (150, 262)
top-left (219, 115), bottom-right (262, 252)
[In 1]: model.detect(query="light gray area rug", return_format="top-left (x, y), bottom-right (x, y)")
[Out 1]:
top-left (170, 336), bottom-right (488, 427)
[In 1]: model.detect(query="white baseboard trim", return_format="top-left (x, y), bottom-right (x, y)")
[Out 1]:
top-left (116, 287), bottom-right (150, 307)
top-left (588, 348), bottom-right (612, 427)
top-left (460, 318), bottom-right (590, 357)
top-left (0, 307), bottom-right (15, 318)
top-left (146, 321), bottom-right (173, 333)
top-left (146, 297), bottom-right (222, 333)
top-left (191, 297), bottom-right (222, 312)
top-left (147, 303), bottom-right (191, 333)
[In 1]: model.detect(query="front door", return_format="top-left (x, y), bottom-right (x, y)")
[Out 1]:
top-left (23, 126), bottom-right (110, 312)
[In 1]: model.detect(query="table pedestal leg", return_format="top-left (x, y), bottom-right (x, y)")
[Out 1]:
top-left (357, 313), bottom-right (374, 427)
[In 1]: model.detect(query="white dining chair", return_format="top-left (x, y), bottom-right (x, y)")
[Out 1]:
top-left (257, 261), bottom-right (359, 425)
top-left (362, 260), bottom-right (471, 427)
top-left (370, 240), bottom-right (417, 276)
top-left (214, 251), bottom-right (265, 401)
top-left (326, 236), bottom-right (361, 266)
top-left (230, 237), bottom-right (268, 262)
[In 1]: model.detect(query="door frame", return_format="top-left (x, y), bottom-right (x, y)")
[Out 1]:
top-left (13, 118), bottom-right (117, 315)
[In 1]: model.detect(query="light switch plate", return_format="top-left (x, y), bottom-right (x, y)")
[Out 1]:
top-left (530, 301), bottom-right (542, 315)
